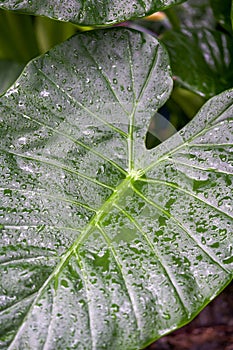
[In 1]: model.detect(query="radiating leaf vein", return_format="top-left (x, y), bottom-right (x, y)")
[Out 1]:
top-left (97, 223), bottom-right (141, 334)
top-left (2, 224), bottom-right (83, 233)
top-left (189, 143), bottom-right (233, 147)
top-left (3, 149), bottom-right (114, 191)
top-left (137, 45), bottom-right (159, 103)
top-left (126, 33), bottom-right (137, 171)
top-left (0, 256), bottom-right (58, 267)
top-left (169, 158), bottom-right (233, 176)
top-left (0, 292), bottom-right (37, 315)
top-left (74, 250), bottom-right (95, 349)
top-left (4, 104), bottom-right (128, 176)
top-left (41, 288), bottom-right (56, 350)
top-left (138, 178), bottom-right (233, 220)
top-left (0, 187), bottom-right (97, 212)
top-left (79, 36), bottom-right (130, 116)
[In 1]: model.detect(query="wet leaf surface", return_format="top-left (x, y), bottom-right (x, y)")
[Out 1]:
top-left (0, 0), bottom-right (186, 25)
top-left (0, 28), bottom-right (232, 350)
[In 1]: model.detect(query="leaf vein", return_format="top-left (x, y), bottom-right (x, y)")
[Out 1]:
top-left (97, 223), bottom-right (141, 336)
top-left (0, 187), bottom-right (96, 212)
top-left (74, 250), bottom-right (95, 349)
top-left (0, 256), bottom-right (58, 267)
top-left (78, 36), bottom-right (130, 116)
top-left (3, 104), bottom-right (127, 176)
top-left (138, 178), bottom-right (233, 220)
top-left (0, 292), bottom-right (37, 316)
top-left (169, 158), bottom-right (233, 176)
top-left (3, 149), bottom-right (114, 191)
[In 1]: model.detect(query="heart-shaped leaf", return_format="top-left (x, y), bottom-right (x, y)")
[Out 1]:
top-left (161, 28), bottom-right (233, 98)
top-left (0, 0), bottom-right (187, 25)
top-left (0, 29), bottom-right (232, 350)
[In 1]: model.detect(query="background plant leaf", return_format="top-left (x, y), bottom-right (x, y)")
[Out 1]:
top-left (210, 0), bottom-right (232, 34)
top-left (0, 60), bottom-right (23, 96)
top-left (165, 0), bottom-right (215, 30)
top-left (165, 0), bottom-right (232, 33)
top-left (232, 0), bottom-right (233, 30)
top-left (0, 9), bottom-right (39, 63)
top-left (161, 28), bottom-right (233, 98)
top-left (0, 0), bottom-right (187, 25)
top-left (0, 28), bottom-right (233, 350)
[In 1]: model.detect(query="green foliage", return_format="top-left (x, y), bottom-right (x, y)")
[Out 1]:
top-left (0, 0), bottom-right (186, 25)
top-left (0, 1), bottom-right (232, 350)
top-left (161, 28), bottom-right (233, 98)
top-left (210, 0), bottom-right (232, 34)
top-left (160, 0), bottom-right (233, 99)
top-left (0, 9), bottom-right (39, 62)
top-left (0, 61), bottom-right (23, 96)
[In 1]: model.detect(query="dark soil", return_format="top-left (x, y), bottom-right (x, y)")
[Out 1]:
top-left (146, 282), bottom-right (233, 350)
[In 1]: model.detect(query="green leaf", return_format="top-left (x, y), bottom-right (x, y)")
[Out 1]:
top-left (35, 16), bottom-right (77, 54)
top-left (0, 29), bottom-right (232, 350)
top-left (165, 0), bottom-right (215, 30)
top-left (210, 0), bottom-right (232, 34)
top-left (232, 0), bottom-right (233, 30)
top-left (161, 28), bottom-right (233, 98)
top-left (165, 0), bottom-right (233, 34)
top-left (0, 9), bottom-right (39, 63)
top-left (0, 60), bottom-right (23, 96)
top-left (0, 0), bottom-right (187, 25)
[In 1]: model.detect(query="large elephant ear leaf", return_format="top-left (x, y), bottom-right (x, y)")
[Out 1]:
top-left (0, 0), bottom-right (187, 25)
top-left (0, 28), bottom-right (232, 350)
